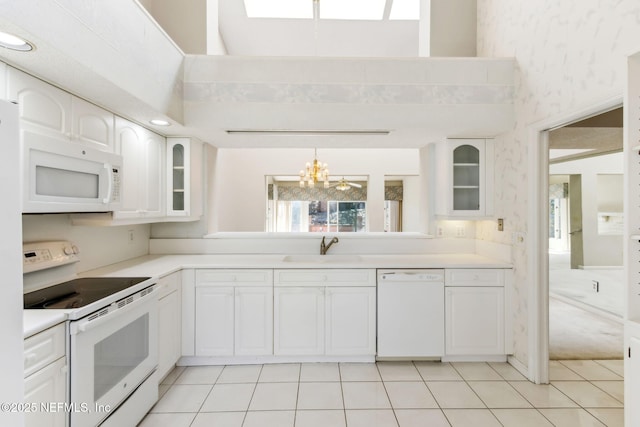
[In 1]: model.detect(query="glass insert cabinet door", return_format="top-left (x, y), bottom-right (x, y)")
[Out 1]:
top-left (452, 144), bottom-right (481, 211)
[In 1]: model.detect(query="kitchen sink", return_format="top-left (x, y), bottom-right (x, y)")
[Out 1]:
top-left (281, 254), bottom-right (363, 263)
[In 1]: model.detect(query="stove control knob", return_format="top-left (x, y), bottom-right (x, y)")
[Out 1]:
top-left (72, 245), bottom-right (79, 255)
top-left (64, 246), bottom-right (73, 255)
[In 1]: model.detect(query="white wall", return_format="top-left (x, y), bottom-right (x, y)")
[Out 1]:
top-left (210, 148), bottom-right (421, 232)
top-left (142, 0), bottom-right (208, 54)
top-left (550, 153), bottom-right (624, 267)
top-left (476, 0), bottom-right (640, 368)
top-left (430, 0), bottom-right (477, 56)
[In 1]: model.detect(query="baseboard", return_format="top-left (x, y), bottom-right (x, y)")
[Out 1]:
top-left (507, 355), bottom-right (530, 380)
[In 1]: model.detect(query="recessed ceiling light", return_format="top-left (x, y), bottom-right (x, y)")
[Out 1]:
top-left (0, 31), bottom-right (34, 52)
top-left (149, 119), bottom-right (171, 126)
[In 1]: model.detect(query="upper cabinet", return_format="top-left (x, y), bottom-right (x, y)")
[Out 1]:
top-left (113, 117), bottom-right (166, 220)
top-left (71, 97), bottom-right (114, 151)
top-left (7, 67), bottom-right (114, 152)
top-left (166, 137), bottom-right (203, 220)
top-left (433, 138), bottom-right (494, 218)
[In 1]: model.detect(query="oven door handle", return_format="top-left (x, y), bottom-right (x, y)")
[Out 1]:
top-left (74, 291), bottom-right (155, 334)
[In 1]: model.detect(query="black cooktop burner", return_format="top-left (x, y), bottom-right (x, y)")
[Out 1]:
top-left (24, 277), bottom-right (151, 309)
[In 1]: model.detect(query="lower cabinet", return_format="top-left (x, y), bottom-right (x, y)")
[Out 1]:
top-left (325, 286), bottom-right (376, 356)
top-left (274, 287), bottom-right (325, 355)
top-left (444, 269), bottom-right (507, 357)
top-left (195, 270), bottom-right (273, 357)
top-left (157, 272), bottom-right (182, 381)
top-left (24, 323), bottom-right (67, 427)
top-left (445, 286), bottom-right (505, 355)
top-left (273, 269), bottom-right (376, 357)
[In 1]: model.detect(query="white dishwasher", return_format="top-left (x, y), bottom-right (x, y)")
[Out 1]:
top-left (377, 270), bottom-right (444, 359)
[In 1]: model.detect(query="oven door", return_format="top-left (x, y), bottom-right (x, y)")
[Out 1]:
top-left (69, 289), bottom-right (158, 427)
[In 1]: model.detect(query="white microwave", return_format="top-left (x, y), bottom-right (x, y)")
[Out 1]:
top-left (23, 133), bottom-right (123, 213)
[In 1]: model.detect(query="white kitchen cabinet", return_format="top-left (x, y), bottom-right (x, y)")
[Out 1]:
top-left (71, 96), bottom-right (114, 151)
top-left (325, 287), bottom-right (376, 356)
top-left (7, 67), bottom-right (71, 141)
top-left (196, 286), bottom-right (235, 356)
top-left (166, 137), bottom-right (203, 220)
top-left (7, 67), bottom-right (114, 152)
top-left (195, 269), bottom-right (273, 357)
top-left (235, 286), bottom-right (273, 356)
top-left (157, 272), bottom-right (182, 382)
top-left (24, 323), bottom-right (66, 427)
top-left (433, 138), bottom-right (494, 218)
top-left (114, 117), bottom-right (166, 220)
top-left (445, 285), bottom-right (505, 356)
top-left (274, 287), bottom-right (325, 355)
top-left (274, 269), bottom-right (376, 357)
top-left (24, 357), bottom-right (67, 427)
top-left (444, 268), bottom-right (510, 358)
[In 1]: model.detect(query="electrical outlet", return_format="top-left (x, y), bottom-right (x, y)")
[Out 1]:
top-left (592, 280), bottom-right (600, 292)
top-left (128, 229), bottom-right (135, 244)
top-left (437, 227), bottom-right (444, 237)
top-left (456, 226), bottom-right (465, 237)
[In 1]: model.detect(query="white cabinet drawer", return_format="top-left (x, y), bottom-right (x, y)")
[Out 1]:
top-left (274, 269), bottom-right (375, 287)
top-left (196, 269), bottom-right (273, 287)
top-left (157, 271), bottom-right (180, 299)
top-left (24, 323), bottom-right (66, 378)
top-left (445, 269), bottom-right (505, 287)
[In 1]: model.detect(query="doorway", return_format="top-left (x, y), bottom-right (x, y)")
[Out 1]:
top-left (547, 109), bottom-right (624, 361)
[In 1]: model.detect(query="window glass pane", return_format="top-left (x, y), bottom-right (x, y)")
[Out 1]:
top-left (244, 0), bottom-right (313, 18)
top-left (390, 0), bottom-right (420, 20)
top-left (320, 0), bottom-right (385, 20)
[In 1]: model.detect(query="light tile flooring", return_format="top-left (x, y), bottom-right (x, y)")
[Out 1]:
top-left (139, 360), bottom-right (624, 427)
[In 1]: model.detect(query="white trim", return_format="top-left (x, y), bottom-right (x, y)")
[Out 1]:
top-left (528, 96), bottom-right (623, 384)
top-left (508, 354), bottom-right (529, 378)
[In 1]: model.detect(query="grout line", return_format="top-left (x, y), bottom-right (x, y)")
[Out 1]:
top-left (338, 363), bottom-right (348, 427)
top-left (240, 365), bottom-right (263, 427)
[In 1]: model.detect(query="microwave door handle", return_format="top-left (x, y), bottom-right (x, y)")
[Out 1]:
top-left (103, 163), bottom-right (113, 204)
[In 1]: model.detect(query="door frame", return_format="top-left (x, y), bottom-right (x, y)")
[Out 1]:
top-left (528, 96), bottom-right (622, 384)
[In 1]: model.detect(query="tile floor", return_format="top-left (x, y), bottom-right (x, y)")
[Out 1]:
top-left (139, 360), bottom-right (624, 427)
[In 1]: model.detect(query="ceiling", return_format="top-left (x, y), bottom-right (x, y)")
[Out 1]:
top-left (549, 108), bottom-right (623, 163)
top-left (0, 1), bottom-right (512, 149)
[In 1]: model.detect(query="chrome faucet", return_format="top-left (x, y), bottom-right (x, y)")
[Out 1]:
top-left (320, 236), bottom-right (339, 255)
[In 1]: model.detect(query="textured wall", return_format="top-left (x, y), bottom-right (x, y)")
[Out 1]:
top-left (476, 0), bottom-right (640, 368)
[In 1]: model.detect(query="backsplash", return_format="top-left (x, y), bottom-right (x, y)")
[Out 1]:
top-left (22, 214), bottom-right (150, 274)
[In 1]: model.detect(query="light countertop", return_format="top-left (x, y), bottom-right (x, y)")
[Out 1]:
top-left (24, 310), bottom-right (68, 339)
top-left (82, 253), bottom-right (511, 278)
top-left (25, 253), bottom-right (511, 338)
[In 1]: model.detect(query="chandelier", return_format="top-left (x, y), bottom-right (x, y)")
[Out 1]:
top-left (299, 148), bottom-right (329, 188)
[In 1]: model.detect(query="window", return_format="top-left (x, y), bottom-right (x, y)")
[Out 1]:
top-left (267, 178), bottom-right (367, 232)
top-left (244, 0), bottom-right (418, 20)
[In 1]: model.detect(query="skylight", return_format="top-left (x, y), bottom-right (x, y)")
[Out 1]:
top-left (389, 0), bottom-right (420, 20)
top-left (244, 0), bottom-right (313, 19)
top-left (320, 0), bottom-right (386, 20)
top-left (243, 0), bottom-right (391, 20)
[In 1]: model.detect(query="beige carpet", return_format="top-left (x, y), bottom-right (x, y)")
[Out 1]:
top-left (549, 297), bottom-right (623, 360)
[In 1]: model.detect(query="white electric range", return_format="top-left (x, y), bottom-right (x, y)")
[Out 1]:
top-left (23, 241), bottom-right (158, 427)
